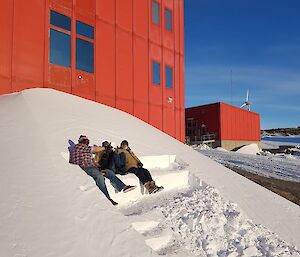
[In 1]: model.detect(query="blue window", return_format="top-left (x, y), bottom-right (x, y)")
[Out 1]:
top-left (152, 1), bottom-right (160, 25)
top-left (76, 38), bottom-right (94, 73)
top-left (50, 28), bottom-right (71, 67)
top-left (166, 66), bottom-right (173, 88)
top-left (165, 9), bottom-right (172, 31)
top-left (76, 21), bottom-right (94, 40)
top-left (50, 10), bottom-right (71, 31)
top-left (152, 61), bottom-right (160, 85)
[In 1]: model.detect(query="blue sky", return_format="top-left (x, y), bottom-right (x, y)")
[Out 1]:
top-left (184, 0), bottom-right (300, 129)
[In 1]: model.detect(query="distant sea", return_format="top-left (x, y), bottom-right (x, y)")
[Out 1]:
top-left (261, 136), bottom-right (300, 144)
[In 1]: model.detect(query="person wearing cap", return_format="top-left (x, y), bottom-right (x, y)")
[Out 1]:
top-left (116, 140), bottom-right (163, 194)
top-left (69, 135), bottom-right (136, 205)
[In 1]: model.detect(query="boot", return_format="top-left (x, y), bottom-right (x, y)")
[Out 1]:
top-left (144, 181), bottom-right (157, 194)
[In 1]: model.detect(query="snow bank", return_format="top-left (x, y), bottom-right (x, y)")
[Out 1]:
top-left (236, 143), bottom-right (261, 155)
top-left (1, 89), bottom-right (300, 257)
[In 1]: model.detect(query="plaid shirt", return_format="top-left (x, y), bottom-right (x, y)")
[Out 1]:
top-left (69, 143), bottom-right (97, 169)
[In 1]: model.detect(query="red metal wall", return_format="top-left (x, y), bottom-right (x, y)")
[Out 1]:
top-left (219, 102), bottom-right (260, 141)
top-left (185, 102), bottom-right (260, 142)
top-left (0, 0), bottom-right (185, 142)
top-left (185, 103), bottom-right (221, 140)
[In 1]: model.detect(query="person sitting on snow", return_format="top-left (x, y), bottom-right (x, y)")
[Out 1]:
top-left (116, 140), bottom-right (163, 194)
top-left (69, 135), bottom-right (136, 205)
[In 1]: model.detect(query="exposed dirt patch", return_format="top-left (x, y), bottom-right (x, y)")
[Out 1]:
top-left (226, 165), bottom-right (300, 206)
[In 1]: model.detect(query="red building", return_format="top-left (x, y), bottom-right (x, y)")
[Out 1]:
top-left (185, 103), bottom-right (261, 150)
top-left (0, 0), bottom-right (185, 141)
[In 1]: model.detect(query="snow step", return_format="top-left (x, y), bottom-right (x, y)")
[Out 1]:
top-left (139, 155), bottom-right (176, 169)
top-left (132, 221), bottom-right (160, 234)
top-left (108, 170), bottom-right (189, 205)
top-left (145, 235), bottom-right (172, 252)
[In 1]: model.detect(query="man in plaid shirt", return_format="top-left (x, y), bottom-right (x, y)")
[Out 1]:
top-left (70, 135), bottom-right (136, 205)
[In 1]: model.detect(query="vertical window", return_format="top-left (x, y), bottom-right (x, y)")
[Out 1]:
top-left (152, 0), bottom-right (160, 25)
top-left (49, 11), bottom-right (71, 67)
top-left (50, 29), bottom-right (71, 67)
top-left (165, 9), bottom-right (172, 31)
top-left (76, 20), bottom-right (94, 73)
top-left (165, 66), bottom-right (173, 88)
top-left (76, 38), bottom-right (94, 73)
top-left (152, 61), bottom-right (161, 85)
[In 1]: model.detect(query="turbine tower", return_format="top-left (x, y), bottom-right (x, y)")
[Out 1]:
top-left (240, 90), bottom-right (251, 111)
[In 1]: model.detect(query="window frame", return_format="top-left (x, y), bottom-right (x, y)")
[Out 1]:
top-left (152, 0), bottom-right (160, 25)
top-left (152, 60), bottom-right (161, 86)
top-left (75, 20), bottom-right (95, 74)
top-left (76, 37), bottom-right (94, 73)
top-left (49, 10), bottom-right (72, 68)
top-left (165, 65), bottom-right (173, 88)
top-left (165, 8), bottom-right (173, 32)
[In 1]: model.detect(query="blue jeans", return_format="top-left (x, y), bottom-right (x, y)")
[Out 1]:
top-left (83, 167), bottom-right (126, 199)
top-left (109, 152), bottom-right (126, 173)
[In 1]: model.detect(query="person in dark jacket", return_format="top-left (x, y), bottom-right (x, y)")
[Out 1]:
top-left (116, 140), bottom-right (163, 194)
top-left (69, 135), bottom-right (136, 205)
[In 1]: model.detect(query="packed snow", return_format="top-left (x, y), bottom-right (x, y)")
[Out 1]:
top-left (236, 143), bottom-right (261, 155)
top-left (1, 89), bottom-right (300, 257)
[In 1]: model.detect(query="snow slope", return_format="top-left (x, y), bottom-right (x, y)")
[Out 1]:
top-left (1, 89), bottom-right (300, 257)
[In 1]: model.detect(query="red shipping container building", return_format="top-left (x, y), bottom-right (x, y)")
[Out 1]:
top-left (0, 0), bottom-right (185, 141)
top-left (185, 103), bottom-right (261, 150)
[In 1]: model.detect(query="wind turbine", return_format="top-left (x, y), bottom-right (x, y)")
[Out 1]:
top-left (240, 90), bottom-right (251, 111)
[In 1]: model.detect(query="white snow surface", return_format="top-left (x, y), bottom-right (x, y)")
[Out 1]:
top-left (1, 89), bottom-right (300, 257)
top-left (236, 143), bottom-right (261, 155)
top-left (198, 146), bottom-right (300, 183)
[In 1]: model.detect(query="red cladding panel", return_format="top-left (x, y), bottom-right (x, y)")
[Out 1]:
top-left (48, 65), bottom-right (71, 93)
top-left (12, 0), bottom-right (45, 91)
top-left (95, 20), bottom-right (116, 107)
top-left (163, 48), bottom-right (175, 137)
top-left (50, 0), bottom-right (72, 11)
top-left (133, 0), bottom-right (148, 38)
top-left (72, 71), bottom-right (95, 101)
top-left (133, 36), bottom-right (149, 122)
top-left (96, 0), bottom-right (115, 24)
top-left (174, 53), bottom-right (180, 105)
top-left (149, 43), bottom-right (162, 129)
top-left (162, 0), bottom-right (174, 50)
top-left (149, 43), bottom-right (162, 104)
top-left (149, 105), bottom-right (163, 130)
top-left (180, 109), bottom-right (185, 142)
top-left (0, 0), bottom-right (13, 94)
top-left (180, 61), bottom-right (185, 140)
top-left (116, 28), bottom-right (133, 114)
top-left (116, 0), bottom-right (133, 31)
top-left (175, 110), bottom-right (181, 139)
top-left (163, 106), bottom-right (175, 137)
top-left (220, 103), bottom-right (260, 141)
top-left (179, 0), bottom-right (184, 55)
top-left (49, 1), bottom-right (72, 18)
top-left (163, 48), bottom-right (174, 106)
top-left (173, 0), bottom-right (180, 53)
top-left (149, 0), bottom-right (162, 45)
top-left (76, 0), bottom-right (95, 24)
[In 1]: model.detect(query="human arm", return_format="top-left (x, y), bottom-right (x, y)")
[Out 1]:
top-left (91, 146), bottom-right (105, 153)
